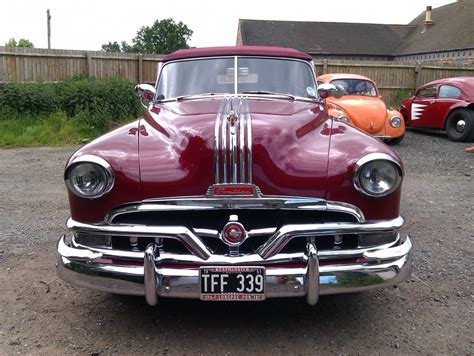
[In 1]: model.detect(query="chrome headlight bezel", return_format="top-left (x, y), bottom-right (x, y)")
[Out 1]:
top-left (390, 116), bottom-right (401, 128)
top-left (353, 153), bottom-right (403, 198)
top-left (64, 155), bottom-right (115, 199)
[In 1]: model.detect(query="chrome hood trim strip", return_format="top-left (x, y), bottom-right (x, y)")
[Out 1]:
top-left (214, 96), bottom-right (252, 184)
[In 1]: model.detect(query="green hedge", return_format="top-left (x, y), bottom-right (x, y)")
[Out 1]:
top-left (0, 77), bottom-right (141, 130)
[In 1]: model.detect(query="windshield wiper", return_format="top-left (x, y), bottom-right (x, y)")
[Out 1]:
top-left (241, 91), bottom-right (295, 101)
top-left (176, 93), bottom-right (227, 102)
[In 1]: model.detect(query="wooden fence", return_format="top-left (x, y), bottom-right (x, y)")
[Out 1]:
top-left (1, 47), bottom-right (474, 106)
top-left (0, 47), bottom-right (162, 84)
top-left (315, 59), bottom-right (474, 106)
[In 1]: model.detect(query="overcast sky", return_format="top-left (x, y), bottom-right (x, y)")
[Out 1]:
top-left (2, 0), bottom-right (456, 51)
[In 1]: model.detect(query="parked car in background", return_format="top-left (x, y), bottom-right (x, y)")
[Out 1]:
top-left (57, 46), bottom-right (412, 306)
top-left (318, 74), bottom-right (406, 144)
top-left (399, 77), bottom-right (474, 142)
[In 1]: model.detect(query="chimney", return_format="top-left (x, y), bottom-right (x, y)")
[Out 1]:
top-left (423, 6), bottom-right (434, 32)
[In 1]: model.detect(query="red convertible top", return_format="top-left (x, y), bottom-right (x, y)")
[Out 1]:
top-left (161, 46), bottom-right (313, 62)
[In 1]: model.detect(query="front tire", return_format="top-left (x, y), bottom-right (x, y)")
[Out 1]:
top-left (445, 109), bottom-right (474, 142)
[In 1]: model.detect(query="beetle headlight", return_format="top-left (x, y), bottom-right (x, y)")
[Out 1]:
top-left (390, 116), bottom-right (401, 128)
top-left (354, 153), bottom-right (402, 197)
top-left (65, 155), bottom-right (114, 198)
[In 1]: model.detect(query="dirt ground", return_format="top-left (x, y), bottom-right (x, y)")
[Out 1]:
top-left (0, 129), bottom-right (473, 355)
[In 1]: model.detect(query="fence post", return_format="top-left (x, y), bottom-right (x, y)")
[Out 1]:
top-left (86, 52), bottom-right (93, 77)
top-left (323, 59), bottom-right (328, 75)
top-left (138, 54), bottom-right (143, 83)
top-left (414, 63), bottom-right (422, 88)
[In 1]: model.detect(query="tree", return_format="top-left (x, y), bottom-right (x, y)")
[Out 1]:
top-left (101, 18), bottom-right (192, 54)
top-left (101, 41), bottom-right (131, 52)
top-left (5, 38), bottom-right (34, 48)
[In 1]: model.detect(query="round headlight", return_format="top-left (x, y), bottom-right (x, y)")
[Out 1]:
top-left (65, 156), bottom-right (114, 198)
top-left (354, 154), bottom-right (402, 197)
top-left (390, 116), bottom-right (401, 128)
top-left (337, 115), bottom-right (349, 123)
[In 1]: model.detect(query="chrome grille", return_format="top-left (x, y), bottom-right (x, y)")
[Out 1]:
top-left (109, 209), bottom-right (359, 254)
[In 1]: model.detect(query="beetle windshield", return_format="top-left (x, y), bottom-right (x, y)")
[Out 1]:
top-left (330, 79), bottom-right (378, 97)
top-left (156, 57), bottom-right (317, 99)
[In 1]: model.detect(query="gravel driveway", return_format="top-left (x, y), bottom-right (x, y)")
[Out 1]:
top-left (0, 129), bottom-right (473, 354)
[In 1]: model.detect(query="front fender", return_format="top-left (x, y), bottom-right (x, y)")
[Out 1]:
top-left (66, 120), bottom-right (142, 223)
top-left (326, 121), bottom-right (403, 220)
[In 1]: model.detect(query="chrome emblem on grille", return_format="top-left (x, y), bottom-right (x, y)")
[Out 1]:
top-left (224, 223), bottom-right (244, 243)
top-left (221, 215), bottom-right (247, 255)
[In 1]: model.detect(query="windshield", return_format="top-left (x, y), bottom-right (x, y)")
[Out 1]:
top-left (330, 79), bottom-right (378, 97)
top-left (156, 57), bottom-right (317, 99)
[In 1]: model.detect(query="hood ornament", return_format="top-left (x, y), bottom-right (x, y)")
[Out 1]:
top-left (227, 111), bottom-right (238, 126)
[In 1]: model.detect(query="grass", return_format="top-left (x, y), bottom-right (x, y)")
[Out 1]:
top-left (0, 111), bottom-right (111, 148)
top-left (0, 77), bottom-right (141, 148)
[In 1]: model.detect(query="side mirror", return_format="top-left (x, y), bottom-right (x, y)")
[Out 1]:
top-left (134, 84), bottom-right (156, 101)
top-left (317, 83), bottom-right (344, 99)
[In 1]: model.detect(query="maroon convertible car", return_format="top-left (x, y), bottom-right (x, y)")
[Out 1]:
top-left (57, 46), bottom-right (412, 306)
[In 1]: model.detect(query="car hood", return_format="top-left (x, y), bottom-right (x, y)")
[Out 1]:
top-left (138, 96), bottom-right (332, 199)
top-left (328, 96), bottom-right (387, 133)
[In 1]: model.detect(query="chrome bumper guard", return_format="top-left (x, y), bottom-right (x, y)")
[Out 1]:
top-left (56, 227), bottom-right (412, 306)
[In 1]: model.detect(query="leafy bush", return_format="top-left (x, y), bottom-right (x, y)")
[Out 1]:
top-left (0, 77), bottom-right (141, 130)
top-left (0, 82), bottom-right (60, 116)
top-left (392, 89), bottom-right (413, 108)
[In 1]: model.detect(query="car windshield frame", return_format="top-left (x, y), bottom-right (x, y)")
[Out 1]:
top-left (154, 56), bottom-right (318, 102)
top-left (330, 78), bottom-right (379, 97)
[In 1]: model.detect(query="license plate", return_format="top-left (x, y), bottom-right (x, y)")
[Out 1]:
top-left (200, 266), bottom-right (265, 301)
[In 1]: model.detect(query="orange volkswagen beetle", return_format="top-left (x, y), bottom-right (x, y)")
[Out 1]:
top-left (318, 74), bottom-right (405, 144)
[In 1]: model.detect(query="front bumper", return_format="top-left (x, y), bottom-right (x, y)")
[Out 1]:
top-left (56, 233), bottom-right (412, 306)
